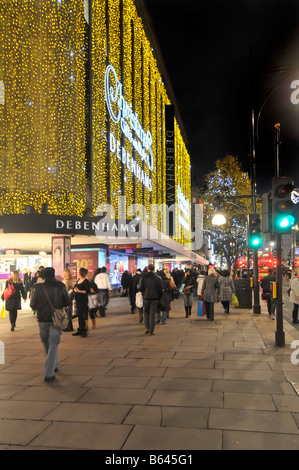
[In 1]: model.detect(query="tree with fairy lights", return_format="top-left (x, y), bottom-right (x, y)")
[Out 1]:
top-left (201, 155), bottom-right (252, 271)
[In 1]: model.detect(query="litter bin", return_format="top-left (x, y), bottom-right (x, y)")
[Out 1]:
top-left (234, 278), bottom-right (252, 309)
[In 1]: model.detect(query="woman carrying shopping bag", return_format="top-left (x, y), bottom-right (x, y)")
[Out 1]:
top-left (201, 268), bottom-right (219, 321)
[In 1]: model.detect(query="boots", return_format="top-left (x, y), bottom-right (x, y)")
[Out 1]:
top-left (188, 307), bottom-right (192, 317)
top-left (185, 307), bottom-right (189, 318)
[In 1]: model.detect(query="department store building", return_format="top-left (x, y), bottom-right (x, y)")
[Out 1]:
top-left (0, 0), bottom-right (207, 287)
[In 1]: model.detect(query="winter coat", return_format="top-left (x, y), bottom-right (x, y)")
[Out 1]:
top-left (261, 274), bottom-right (276, 294)
top-left (2, 281), bottom-right (26, 311)
top-left (140, 271), bottom-right (162, 300)
top-left (290, 276), bottom-right (299, 305)
top-left (182, 274), bottom-right (196, 295)
top-left (30, 277), bottom-right (70, 322)
top-left (159, 278), bottom-right (172, 311)
top-left (219, 276), bottom-right (235, 302)
top-left (201, 274), bottom-right (219, 303)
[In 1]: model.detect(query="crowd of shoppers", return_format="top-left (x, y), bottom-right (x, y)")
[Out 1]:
top-left (3, 261), bottom-right (299, 383)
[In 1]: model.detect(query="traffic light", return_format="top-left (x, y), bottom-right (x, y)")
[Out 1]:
top-left (248, 214), bottom-right (263, 249)
top-left (261, 192), bottom-right (272, 234)
top-left (272, 177), bottom-right (297, 234)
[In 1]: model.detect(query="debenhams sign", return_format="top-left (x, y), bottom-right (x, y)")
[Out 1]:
top-left (55, 217), bottom-right (138, 236)
top-left (0, 215), bottom-right (138, 237)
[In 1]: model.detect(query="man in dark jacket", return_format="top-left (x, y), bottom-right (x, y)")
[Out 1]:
top-left (261, 268), bottom-right (276, 318)
top-left (30, 267), bottom-right (70, 382)
top-left (140, 264), bottom-right (162, 335)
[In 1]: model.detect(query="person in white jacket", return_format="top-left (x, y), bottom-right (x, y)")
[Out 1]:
top-left (289, 269), bottom-right (299, 324)
top-left (94, 267), bottom-right (112, 317)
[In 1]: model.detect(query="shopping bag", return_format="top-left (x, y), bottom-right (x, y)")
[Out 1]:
top-left (88, 293), bottom-right (101, 309)
top-left (135, 292), bottom-right (143, 308)
top-left (230, 293), bottom-right (239, 307)
top-left (1, 304), bottom-right (6, 319)
top-left (197, 300), bottom-right (206, 317)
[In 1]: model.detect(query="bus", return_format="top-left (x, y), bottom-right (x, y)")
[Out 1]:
top-left (234, 252), bottom-right (277, 280)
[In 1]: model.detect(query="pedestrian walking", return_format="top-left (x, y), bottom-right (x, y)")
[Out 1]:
top-left (62, 268), bottom-right (75, 331)
top-left (72, 267), bottom-right (90, 337)
top-left (182, 269), bottom-right (196, 317)
top-left (140, 264), bottom-right (162, 335)
top-left (261, 268), bottom-right (277, 319)
top-left (289, 269), bottom-right (299, 324)
top-left (87, 271), bottom-right (99, 329)
top-left (157, 270), bottom-right (171, 324)
top-left (2, 271), bottom-right (26, 331)
top-left (23, 267), bottom-right (32, 299)
top-left (121, 270), bottom-right (130, 297)
top-left (94, 267), bottom-right (112, 317)
top-left (163, 267), bottom-right (176, 316)
top-left (219, 269), bottom-right (235, 314)
top-left (133, 268), bottom-right (144, 323)
top-left (30, 267), bottom-right (70, 382)
top-left (201, 267), bottom-right (219, 321)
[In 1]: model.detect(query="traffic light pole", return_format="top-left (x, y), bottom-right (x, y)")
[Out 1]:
top-left (251, 109), bottom-right (261, 314)
top-left (274, 124), bottom-right (285, 346)
top-left (275, 233), bottom-right (285, 347)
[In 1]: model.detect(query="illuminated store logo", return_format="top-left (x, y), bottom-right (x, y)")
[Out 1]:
top-left (105, 65), bottom-right (154, 191)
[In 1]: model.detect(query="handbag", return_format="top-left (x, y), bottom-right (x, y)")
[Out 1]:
top-left (3, 282), bottom-right (15, 300)
top-left (42, 285), bottom-right (68, 330)
top-left (197, 300), bottom-right (206, 317)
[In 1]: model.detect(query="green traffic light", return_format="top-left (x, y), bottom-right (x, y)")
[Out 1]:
top-left (249, 234), bottom-right (262, 249)
top-left (274, 214), bottom-right (296, 231)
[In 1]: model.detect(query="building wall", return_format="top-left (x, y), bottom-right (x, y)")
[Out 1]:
top-left (0, 0), bottom-right (191, 246)
top-left (0, 0), bottom-right (87, 215)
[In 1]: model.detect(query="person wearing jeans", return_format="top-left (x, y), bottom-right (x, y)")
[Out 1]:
top-left (30, 267), bottom-right (70, 382)
top-left (38, 322), bottom-right (61, 379)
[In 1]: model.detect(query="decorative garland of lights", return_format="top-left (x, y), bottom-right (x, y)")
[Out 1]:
top-left (0, 0), bottom-right (86, 215)
top-left (0, 0), bottom-right (191, 244)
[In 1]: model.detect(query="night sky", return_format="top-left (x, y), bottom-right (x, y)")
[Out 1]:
top-left (144, 0), bottom-right (299, 195)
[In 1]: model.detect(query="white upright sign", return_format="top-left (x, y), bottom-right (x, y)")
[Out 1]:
top-left (105, 65), bottom-right (153, 191)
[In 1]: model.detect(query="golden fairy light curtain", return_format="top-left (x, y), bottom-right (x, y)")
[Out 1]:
top-left (0, 0), bottom-right (86, 215)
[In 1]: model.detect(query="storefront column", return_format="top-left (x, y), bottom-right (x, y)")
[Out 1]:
top-left (51, 236), bottom-right (71, 279)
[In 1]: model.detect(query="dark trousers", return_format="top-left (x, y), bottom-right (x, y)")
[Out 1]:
top-left (143, 299), bottom-right (158, 334)
top-left (77, 305), bottom-right (88, 332)
top-left (221, 301), bottom-right (230, 313)
top-left (98, 289), bottom-right (109, 317)
top-left (293, 303), bottom-right (299, 323)
top-left (205, 302), bottom-right (214, 320)
top-left (9, 308), bottom-right (18, 327)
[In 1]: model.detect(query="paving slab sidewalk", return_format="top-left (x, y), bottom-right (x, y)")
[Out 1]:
top-left (0, 294), bottom-right (299, 451)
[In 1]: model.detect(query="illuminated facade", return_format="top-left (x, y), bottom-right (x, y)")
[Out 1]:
top-left (0, 0), bottom-right (191, 246)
